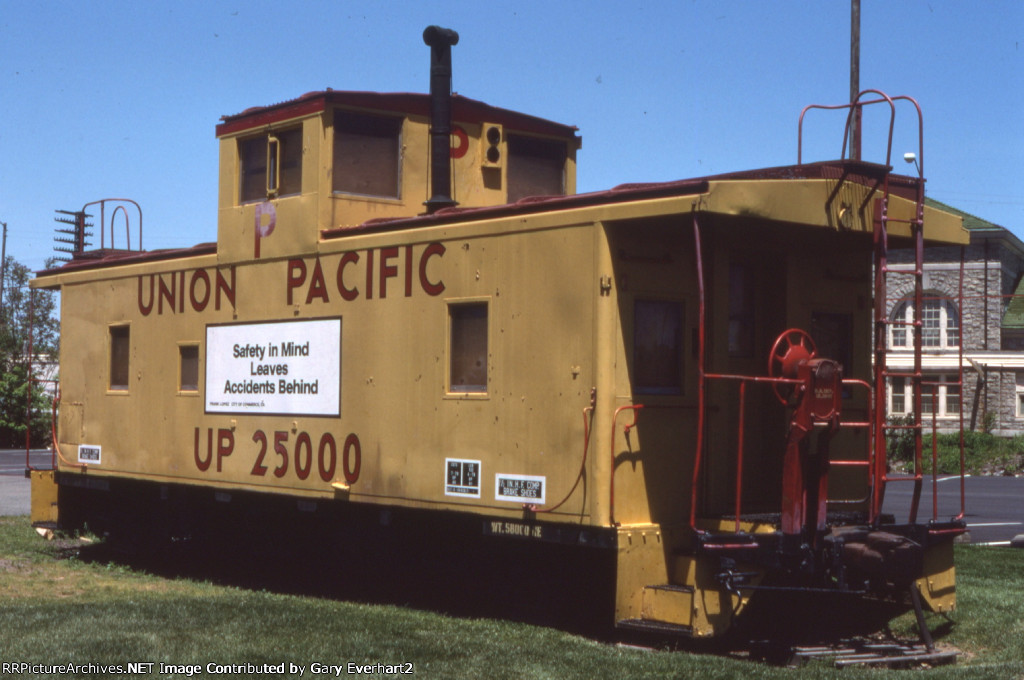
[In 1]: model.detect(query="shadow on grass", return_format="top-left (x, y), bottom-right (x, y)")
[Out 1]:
top-left (56, 505), bottom-right (953, 663)
top-left (68, 507), bottom-right (621, 642)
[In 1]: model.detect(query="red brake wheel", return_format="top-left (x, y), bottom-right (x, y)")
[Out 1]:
top-left (768, 329), bottom-right (817, 404)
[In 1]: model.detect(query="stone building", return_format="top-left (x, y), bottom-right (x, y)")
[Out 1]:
top-left (886, 199), bottom-right (1024, 435)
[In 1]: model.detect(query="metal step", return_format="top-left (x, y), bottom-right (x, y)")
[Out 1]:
top-left (616, 618), bottom-right (693, 637)
top-left (640, 583), bottom-right (695, 628)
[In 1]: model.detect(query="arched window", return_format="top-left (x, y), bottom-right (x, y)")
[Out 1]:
top-left (890, 297), bottom-right (959, 349)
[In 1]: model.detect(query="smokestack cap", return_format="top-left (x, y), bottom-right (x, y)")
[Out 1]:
top-left (423, 25), bottom-right (459, 47)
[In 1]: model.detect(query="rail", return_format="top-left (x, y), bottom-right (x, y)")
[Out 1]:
top-left (879, 379), bottom-right (966, 526)
top-left (798, 90), bottom-right (923, 179)
top-left (873, 194), bottom-right (966, 527)
top-left (54, 198), bottom-right (143, 262)
top-left (609, 404), bottom-right (643, 526)
top-left (695, 373), bottom-right (876, 533)
top-left (84, 198), bottom-right (143, 251)
top-left (530, 402), bottom-right (594, 515)
top-left (688, 91), bottom-right (966, 538)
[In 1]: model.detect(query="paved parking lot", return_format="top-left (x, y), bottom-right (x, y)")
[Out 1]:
top-left (0, 474), bottom-right (30, 516)
top-left (881, 474), bottom-right (1024, 546)
top-left (0, 449), bottom-right (53, 516)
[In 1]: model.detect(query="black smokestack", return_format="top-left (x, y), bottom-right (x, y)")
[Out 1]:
top-left (423, 25), bottom-right (459, 214)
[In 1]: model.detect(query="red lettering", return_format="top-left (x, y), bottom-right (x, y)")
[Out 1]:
top-left (286, 259), bottom-right (307, 306)
top-left (216, 428), bottom-right (234, 472)
top-left (337, 251), bottom-right (359, 301)
top-left (286, 244), bottom-right (444, 306)
top-left (343, 433), bottom-right (361, 484)
top-left (404, 245), bottom-right (414, 297)
top-left (179, 267), bottom-right (186, 311)
top-left (420, 242), bottom-right (446, 296)
top-left (273, 430), bottom-right (289, 478)
top-left (318, 433), bottom-right (337, 481)
top-left (295, 432), bottom-right (312, 480)
top-left (365, 249), bottom-right (375, 300)
top-left (251, 430), bottom-right (268, 476)
top-left (246, 429), bottom-right (360, 484)
top-left (158, 273), bottom-right (175, 314)
top-left (138, 275), bottom-right (155, 316)
top-left (306, 258), bottom-right (330, 304)
top-left (379, 247), bottom-right (399, 298)
top-left (194, 427), bottom-right (212, 471)
top-left (215, 267), bottom-right (236, 310)
top-left (189, 269), bottom-right (210, 312)
top-left (254, 202), bottom-right (276, 258)
top-left (141, 267), bottom-right (234, 316)
top-left (450, 125), bottom-right (469, 159)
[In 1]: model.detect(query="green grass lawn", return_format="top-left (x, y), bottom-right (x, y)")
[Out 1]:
top-left (1, 516), bottom-right (1022, 679)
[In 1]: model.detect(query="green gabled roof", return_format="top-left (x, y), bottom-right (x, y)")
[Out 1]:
top-left (925, 197), bottom-right (1005, 231)
top-left (924, 199), bottom-right (1024, 328)
top-left (1004, 277), bottom-right (1024, 330)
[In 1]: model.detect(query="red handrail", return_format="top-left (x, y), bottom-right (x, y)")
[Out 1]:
top-left (609, 404), bottom-right (644, 527)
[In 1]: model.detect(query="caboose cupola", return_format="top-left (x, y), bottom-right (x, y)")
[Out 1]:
top-left (214, 88), bottom-right (580, 264)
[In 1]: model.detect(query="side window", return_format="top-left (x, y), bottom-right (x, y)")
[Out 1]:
top-left (179, 344), bottom-right (200, 392)
top-left (889, 376), bottom-right (907, 415)
top-left (449, 302), bottom-right (488, 393)
top-left (812, 312), bottom-right (854, 397)
top-left (728, 262), bottom-right (755, 357)
top-left (333, 110), bottom-right (402, 198)
top-left (811, 312), bottom-right (851, 361)
top-left (633, 299), bottom-right (683, 395)
top-left (890, 297), bottom-right (959, 349)
top-left (922, 375), bottom-right (960, 418)
top-left (109, 324), bottom-right (130, 391)
top-left (239, 127), bottom-right (302, 203)
top-left (507, 134), bottom-right (566, 203)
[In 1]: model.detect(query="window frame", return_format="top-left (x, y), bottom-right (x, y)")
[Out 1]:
top-left (332, 109), bottom-right (403, 200)
top-left (447, 299), bottom-right (489, 396)
top-left (890, 297), bottom-right (960, 350)
top-left (889, 373), bottom-right (960, 419)
top-left (238, 126), bottom-right (303, 204)
top-left (632, 297), bottom-right (684, 396)
top-left (727, 262), bottom-right (755, 358)
top-left (108, 323), bottom-right (131, 392)
top-left (178, 343), bottom-right (200, 394)
top-left (889, 376), bottom-right (908, 415)
top-left (506, 133), bottom-right (566, 203)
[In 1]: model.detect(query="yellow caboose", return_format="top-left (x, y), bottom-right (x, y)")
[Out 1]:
top-left (30, 28), bottom-right (967, 640)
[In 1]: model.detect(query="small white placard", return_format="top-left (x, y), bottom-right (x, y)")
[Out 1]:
top-left (205, 318), bottom-right (341, 416)
top-left (495, 473), bottom-right (546, 504)
top-left (445, 458), bottom-right (481, 498)
top-left (78, 444), bottom-right (101, 464)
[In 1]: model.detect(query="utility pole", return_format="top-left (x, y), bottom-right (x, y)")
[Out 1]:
top-left (850, 0), bottom-right (862, 161)
top-left (0, 221), bottom-right (6, 326)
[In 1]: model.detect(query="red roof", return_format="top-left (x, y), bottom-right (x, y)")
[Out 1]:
top-left (38, 160), bottom-right (916, 277)
top-left (216, 90), bottom-right (579, 140)
top-left (322, 159), bottom-right (913, 238)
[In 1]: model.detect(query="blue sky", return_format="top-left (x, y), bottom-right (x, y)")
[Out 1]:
top-left (2, 1), bottom-right (1021, 272)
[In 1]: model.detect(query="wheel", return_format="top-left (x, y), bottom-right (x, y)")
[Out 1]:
top-left (768, 329), bottom-right (816, 404)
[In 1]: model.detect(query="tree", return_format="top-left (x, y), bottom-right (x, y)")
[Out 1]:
top-left (0, 256), bottom-right (60, 448)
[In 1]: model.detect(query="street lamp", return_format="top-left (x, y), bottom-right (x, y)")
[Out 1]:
top-left (903, 152), bottom-right (922, 177)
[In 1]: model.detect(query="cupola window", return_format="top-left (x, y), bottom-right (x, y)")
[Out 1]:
top-left (239, 127), bottom-right (302, 203)
top-left (507, 135), bottom-right (566, 203)
top-left (333, 110), bottom-right (402, 199)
